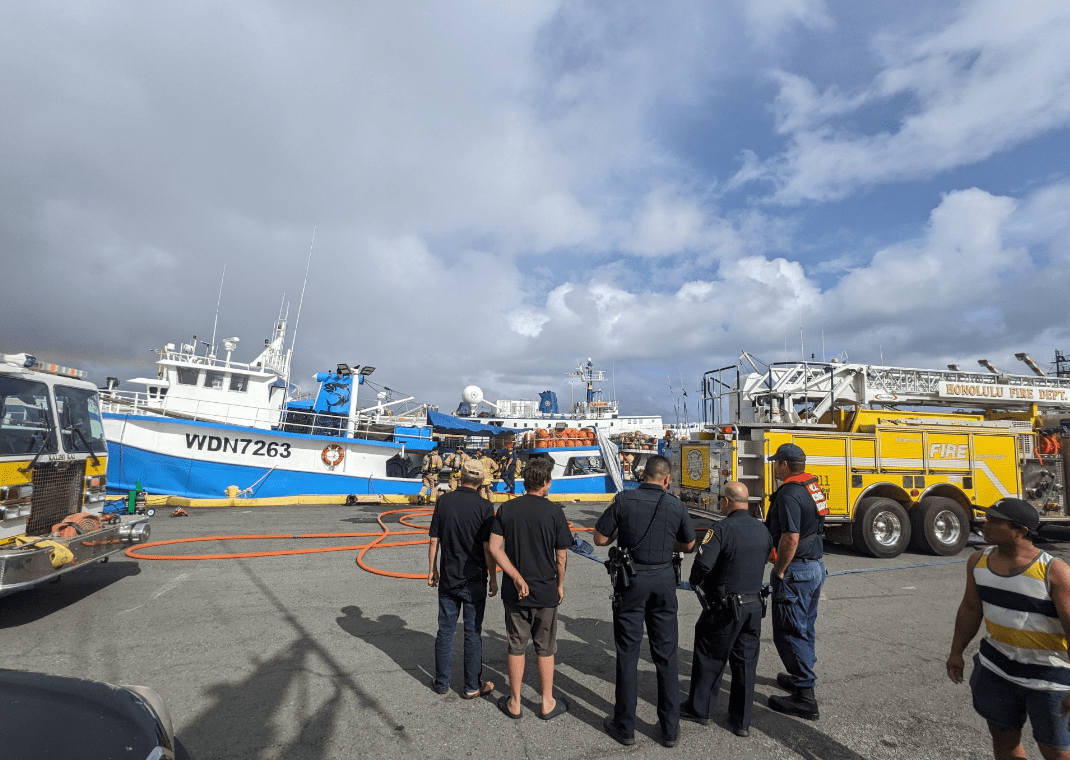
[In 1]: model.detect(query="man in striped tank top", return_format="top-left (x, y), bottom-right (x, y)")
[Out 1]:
top-left (948, 498), bottom-right (1070, 759)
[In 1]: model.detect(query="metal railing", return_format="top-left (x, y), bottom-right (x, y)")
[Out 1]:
top-left (100, 390), bottom-right (432, 444)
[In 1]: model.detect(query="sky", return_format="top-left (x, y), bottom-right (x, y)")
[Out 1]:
top-left (3, 0), bottom-right (1070, 425)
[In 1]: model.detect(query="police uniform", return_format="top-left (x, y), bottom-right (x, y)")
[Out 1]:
top-left (419, 451), bottom-right (443, 503)
top-left (501, 451), bottom-right (519, 494)
top-left (595, 483), bottom-right (696, 742)
top-left (685, 510), bottom-right (773, 733)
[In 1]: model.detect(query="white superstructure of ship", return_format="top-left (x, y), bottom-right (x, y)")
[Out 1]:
top-left (454, 359), bottom-right (665, 437)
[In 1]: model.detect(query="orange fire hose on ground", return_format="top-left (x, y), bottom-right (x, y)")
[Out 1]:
top-left (126, 506), bottom-right (595, 580)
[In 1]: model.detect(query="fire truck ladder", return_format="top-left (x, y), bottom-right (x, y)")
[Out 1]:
top-left (720, 353), bottom-right (1070, 425)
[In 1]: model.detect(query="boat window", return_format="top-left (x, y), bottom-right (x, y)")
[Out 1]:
top-left (54, 385), bottom-right (108, 454)
top-left (229, 374), bottom-right (249, 393)
top-left (204, 371), bottom-right (225, 390)
top-left (0, 377), bottom-right (58, 456)
top-left (177, 368), bottom-right (199, 385)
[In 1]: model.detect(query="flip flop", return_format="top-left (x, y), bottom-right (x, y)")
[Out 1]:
top-left (539, 695), bottom-right (569, 721)
top-left (497, 694), bottom-right (523, 720)
top-left (462, 681), bottom-right (494, 700)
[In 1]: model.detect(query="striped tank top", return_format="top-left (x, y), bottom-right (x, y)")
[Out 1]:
top-left (975, 545), bottom-right (1070, 691)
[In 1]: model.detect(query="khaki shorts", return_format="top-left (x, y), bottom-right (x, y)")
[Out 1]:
top-left (504, 605), bottom-right (559, 656)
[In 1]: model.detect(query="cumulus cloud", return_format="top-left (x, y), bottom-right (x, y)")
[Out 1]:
top-left (736, 0), bottom-right (1070, 203)
top-left (737, 0), bottom-right (833, 46)
top-left (480, 184), bottom-right (1070, 406)
top-left (5, 1), bottom-right (1070, 422)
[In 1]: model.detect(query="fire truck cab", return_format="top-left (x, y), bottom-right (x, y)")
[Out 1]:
top-left (670, 354), bottom-right (1070, 559)
top-left (0, 353), bottom-right (150, 597)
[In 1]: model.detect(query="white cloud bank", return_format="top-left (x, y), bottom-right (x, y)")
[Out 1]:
top-left (477, 183), bottom-right (1070, 403)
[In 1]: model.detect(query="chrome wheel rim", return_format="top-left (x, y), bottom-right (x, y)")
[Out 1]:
top-left (872, 510), bottom-right (903, 547)
top-left (932, 509), bottom-right (962, 546)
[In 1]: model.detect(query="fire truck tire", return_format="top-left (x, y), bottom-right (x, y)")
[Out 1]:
top-left (909, 497), bottom-right (969, 556)
top-left (852, 498), bottom-right (911, 559)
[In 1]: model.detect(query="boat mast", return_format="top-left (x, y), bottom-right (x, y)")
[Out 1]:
top-left (286, 228), bottom-right (315, 395)
top-left (209, 263), bottom-right (226, 358)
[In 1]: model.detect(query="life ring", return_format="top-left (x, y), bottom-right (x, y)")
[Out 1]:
top-left (322, 444), bottom-right (345, 469)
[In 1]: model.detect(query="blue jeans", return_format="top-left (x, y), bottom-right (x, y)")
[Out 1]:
top-left (434, 578), bottom-right (488, 694)
top-left (772, 557), bottom-right (825, 690)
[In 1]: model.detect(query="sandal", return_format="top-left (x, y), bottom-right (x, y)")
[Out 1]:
top-left (462, 681), bottom-right (494, 699)
top-left (497, 694), bottom-right (522, 720)
top-left (539, 695), bottom-right (569, 721)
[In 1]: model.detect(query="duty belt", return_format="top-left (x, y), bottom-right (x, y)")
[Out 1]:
top-left (634, 560), bottom-right (672, 571)
top-left (727, 593), bottom-right (762, 604)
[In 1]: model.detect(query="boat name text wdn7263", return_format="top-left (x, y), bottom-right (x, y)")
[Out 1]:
top-left (184, 434), bottom-right (292, 458)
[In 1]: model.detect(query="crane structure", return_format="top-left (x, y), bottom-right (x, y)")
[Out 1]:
top-left (704, 352), bottom-right (1070, 427)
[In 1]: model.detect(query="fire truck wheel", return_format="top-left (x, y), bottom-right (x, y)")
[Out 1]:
top-left (852, 498), bottom-right (911, 559)
top-left (909, 497), bottom-right (969, 556)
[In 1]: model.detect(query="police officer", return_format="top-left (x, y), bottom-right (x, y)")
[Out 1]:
top-left (447, 448), bottom-right (468, 492)
top-left (501, 449), bottom-right (520, 495)
top-left (681, 481), bottom-right (772, 738)
top-left (418, 448), bottom-right (444, 505)
top-left (594, 455), bottom-right (696, 748)
top-left (766, 443), bottom-right (827, 721)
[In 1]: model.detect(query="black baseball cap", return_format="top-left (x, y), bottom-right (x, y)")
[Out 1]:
top-left (767, 443), bottom-right (805, 463)
top-left (978, 498), bottom-right (1040, 533)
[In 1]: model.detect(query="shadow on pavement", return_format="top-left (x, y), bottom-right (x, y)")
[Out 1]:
top-left (336, 606), bottom-right (437, 688)
top-left (180, 563), bottom-right (410, 760)
top-left (0, 559), bottom-right (141, 628)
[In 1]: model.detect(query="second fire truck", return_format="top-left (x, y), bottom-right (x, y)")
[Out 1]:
top-left (669, 353), bottom-right (1070, 558)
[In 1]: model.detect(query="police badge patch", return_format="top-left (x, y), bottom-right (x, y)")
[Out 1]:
top-left (701, 528), bottom-right (715, 545)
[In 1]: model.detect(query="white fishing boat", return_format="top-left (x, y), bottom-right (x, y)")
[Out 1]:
top-left (100, 316), bottom-right (436, 499)
top-left (453, 359), bottom-right (665, 437)
top-left (440, 360), bottom-right (670, 492)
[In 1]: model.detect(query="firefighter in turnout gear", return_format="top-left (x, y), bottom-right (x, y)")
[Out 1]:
top-left (447, 448), bottom-right (469, 492)
top-left (419, 449), bottom-right (444, 505)
top-left (478, 450), bottom-right (498, 500)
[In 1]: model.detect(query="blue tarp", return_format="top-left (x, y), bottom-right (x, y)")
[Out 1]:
top-left (427, 409), bottom-right (528, 436)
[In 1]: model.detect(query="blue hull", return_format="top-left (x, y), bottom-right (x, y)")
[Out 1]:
top-left (106, 441), bottom-right (620, 498)
top-left (106, 441), bottom-right (424, 499)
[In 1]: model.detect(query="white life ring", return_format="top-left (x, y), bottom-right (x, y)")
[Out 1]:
top-left (322, 444), bottom-right (345, 469)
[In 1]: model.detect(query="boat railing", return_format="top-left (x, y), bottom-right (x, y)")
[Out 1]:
top-left (102, 390), bottom-right (433, 443)
top-left (160, 349), bottom-right (288, 377)
top-left (100, 389), bottom-right (283, 429)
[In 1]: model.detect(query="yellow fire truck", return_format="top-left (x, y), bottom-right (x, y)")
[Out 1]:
top-left (0, 352), bottom-right (150, 597)
top-left (669, 353), bottom-right (1070, 558)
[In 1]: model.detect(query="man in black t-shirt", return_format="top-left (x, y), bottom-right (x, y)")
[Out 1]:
top-left (594, 455), bottom-right (696, 747)
top-left (427, 458), bottom-right (497, 699)
top-left (488, 457), bottom-right (572, 721)
top-left (765, 443), bottom-right (826, 721)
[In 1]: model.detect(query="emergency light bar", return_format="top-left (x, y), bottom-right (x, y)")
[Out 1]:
top-left (30, 361), bottom-right (87, 379)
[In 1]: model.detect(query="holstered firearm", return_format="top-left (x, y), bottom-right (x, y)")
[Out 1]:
top-left (606, 546), bottom-right (637, 590)
top-left (693, 582), bottom-right (711, 612)
top-left (672, 552), bottom-right (683, 586)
